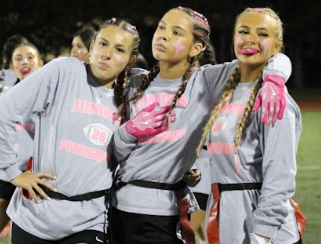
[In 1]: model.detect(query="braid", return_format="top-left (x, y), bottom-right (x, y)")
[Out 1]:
top-left (114, 70), bottom-right (127, 117)
top-left (170, 62), bottom-right (195, 111)
top-left (117, 64), bottom-right (160, 119)
top-left (196, 66), bottom-right (240, 156)
top-left (234, 70), bottom-right (263, 148)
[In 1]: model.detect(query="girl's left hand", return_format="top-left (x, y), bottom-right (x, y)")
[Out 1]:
top-left (183, 169), bottom-right (201, 187)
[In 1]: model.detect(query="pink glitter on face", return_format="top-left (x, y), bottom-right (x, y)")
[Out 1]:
top-left (171, 39), bottom-right (187, 58)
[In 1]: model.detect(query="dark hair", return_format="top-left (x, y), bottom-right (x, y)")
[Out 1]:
top-left (131, 52), bottom-right (149, 70)
top-left (118, 6), bottom-right (210, 119)
top-left (198, 41), bottom-right (217, 66)
top-left (94, 18), bottom-right (140, 112)
top-left (73, 27), bottom-right (96, 51)
top-left (2, 35), bottom-right (29, 69)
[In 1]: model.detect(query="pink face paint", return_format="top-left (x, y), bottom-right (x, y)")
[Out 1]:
top-left (153, 33), bottom-right (158, 41)
top-left (115, 56), bottom-right (126, 64)
top-left (260, 39), bottom-right (270, 54)
top-left (171, 39), bottom-right (187, 58)
top-left (234, 36), bottom-right (244, 49)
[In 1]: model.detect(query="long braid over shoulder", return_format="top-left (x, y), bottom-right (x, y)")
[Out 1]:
top-left (234, 71), bottom-right (263, 148)
top-left (196, 65), bottom-right (240, 155)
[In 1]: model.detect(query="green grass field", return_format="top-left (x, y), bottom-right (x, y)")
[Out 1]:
top-left (1, 111), bottom-right (320, 244)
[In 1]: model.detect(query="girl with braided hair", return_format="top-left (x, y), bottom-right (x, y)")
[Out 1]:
top-left (0, 18), bottom-right (140, 244)
top-left (200, 8), bottom-right (304, 244)
top-left (111, 6), bottom-right (292, 244)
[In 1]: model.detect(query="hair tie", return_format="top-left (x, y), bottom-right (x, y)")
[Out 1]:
top-left (111, 17), bottom-right (116, 23)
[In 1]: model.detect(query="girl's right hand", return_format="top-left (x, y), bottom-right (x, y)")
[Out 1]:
top-left (11, 171), bottom-right (57, 203)
top-left (125, 102), bottom-right (175, 138)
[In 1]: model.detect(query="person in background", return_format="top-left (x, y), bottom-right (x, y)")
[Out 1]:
top-left (70, 27), bottom-right (95, 63)
top-left (200, 7), bottom-right (305, 244)
top-left (0, 35), bottom-right (29, 93)
top-left (0, 41), bottom-right (43, 241)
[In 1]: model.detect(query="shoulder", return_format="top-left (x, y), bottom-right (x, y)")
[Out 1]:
top-left (127, 68), bottom-right (149, 89)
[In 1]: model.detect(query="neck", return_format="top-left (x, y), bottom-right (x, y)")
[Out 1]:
top-left (158, 60), bottom-right (190, 79)
top-left (87, 64), bottom-right (114, 89)
top-left (239, 64), bottom-right (263, 83)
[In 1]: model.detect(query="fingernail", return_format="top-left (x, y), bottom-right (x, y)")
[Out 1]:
top-left (54, 188), bottom-right (58, 192)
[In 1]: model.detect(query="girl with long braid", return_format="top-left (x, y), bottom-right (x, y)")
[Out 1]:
top-left (0, 18), bottom-right (143, 244)
top-left (200, 8), bottom-right (304, 244)
top-left (111, 6), bottom-right (292, 244)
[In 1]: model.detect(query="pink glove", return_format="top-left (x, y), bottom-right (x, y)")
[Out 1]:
top-left (253, 73), bottom-right (286, 124)
top-left (125, 102), bottom-right (175, 138)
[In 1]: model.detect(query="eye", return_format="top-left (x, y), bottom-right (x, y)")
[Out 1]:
top-left (238, 30), bottom-right (248, 35)
top-left (14, 57), bottom-right (22, 62)
top-left (99, 41), bottom-right (107, 47)
top-left (28, 55), bottom-right (35, 60)
top-left (158, 25), bottom-right (165, 30)
top-left (258, 32), bottom-right (269, 37)
top-left (116, 48), bottom-right (125, 53)
top-left (173, 30), bottom-right (181, 36)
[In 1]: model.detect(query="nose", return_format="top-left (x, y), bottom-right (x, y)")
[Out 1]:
top-left (22, 57), bottom-right (28, 64)
top-left (245, 33), bottom-right (257, 44)
top-left (102, 48), bottom-right (112, 59)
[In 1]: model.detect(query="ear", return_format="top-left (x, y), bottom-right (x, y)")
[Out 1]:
top-left (273, 42), bottom-right (281, 55)
top-left (38, 59), bottom-right (44, 67)
top-left (189, 42), bottom-right (203, 58)
top-left (89, 40), bottom-right (95, 54)
top-left (128, 55), bottom-right (137, 67)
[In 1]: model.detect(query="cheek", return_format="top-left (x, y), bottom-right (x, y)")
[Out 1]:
top-left (171, 40), bottom-right (187, 58)
top-left (153, 32), bottom-right (158, 41)
top-left (234, 36), bottom-right (244, 48)
top-left (260, 39), bottom-right (271, 54)
top-left (115, 56), bottom-right (126, 64)
top-left (91, 48), bottom-right (104, 57)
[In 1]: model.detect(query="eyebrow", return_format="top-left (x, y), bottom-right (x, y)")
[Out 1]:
top-left (159, 20), bottom-right (187, 33)
top-left (238, 25), bottom-right (269, 31)
top-left (98, 37), bottom-right (126, 48)
top-left (14, 52), bottom-right (36, 56)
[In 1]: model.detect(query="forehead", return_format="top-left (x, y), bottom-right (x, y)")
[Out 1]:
top-left (73, 36), bottom-right (85, 44)
top-left (236, 12), bottom-right (276, 30)
top-left (161, 10), bottom-right (193, 31)
top-left (13, 45), bottom-right (37, 55)
top-left (96, 26), bottom-right (134, 48)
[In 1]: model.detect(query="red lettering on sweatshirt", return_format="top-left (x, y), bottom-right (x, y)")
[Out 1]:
top-left (59, 139), bottom-right (109, 164)
top-left (16, 123), bottom-right (35, 132)
top-left (71, 100), bottom-right (121, 126)
top-left (221, 102), bottom-right (245, 118)
top-left (138, 129), bottom-right (186, 145)
top-left (136, 94), bottom-right (188, 110)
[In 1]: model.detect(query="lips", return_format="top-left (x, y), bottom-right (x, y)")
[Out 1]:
top-left (20, 67), bottom-right (32, 75)
top-left (154, 43), bottom-right (167, 51)
top-left (237, 48), bottom-right (259, 55)
top-left (98, 62), bottom-right (109, 69)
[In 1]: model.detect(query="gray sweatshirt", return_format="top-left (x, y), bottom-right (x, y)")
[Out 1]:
top-left (112, 54), bottom-right (291, 216)
top-left (205, 81), bottom-right (301, 244)
top-left (0, 57), bottom-right (119, 240)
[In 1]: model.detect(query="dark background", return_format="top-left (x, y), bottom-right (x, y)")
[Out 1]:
top-left (1, 0), bottom-right (320, 91)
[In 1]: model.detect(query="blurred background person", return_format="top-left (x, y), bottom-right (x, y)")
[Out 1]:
top-left (70, 27), bottom-right (95, 63)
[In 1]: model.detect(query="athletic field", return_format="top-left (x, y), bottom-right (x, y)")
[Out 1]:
top-left (1, 102), bottom-right (320, 244)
